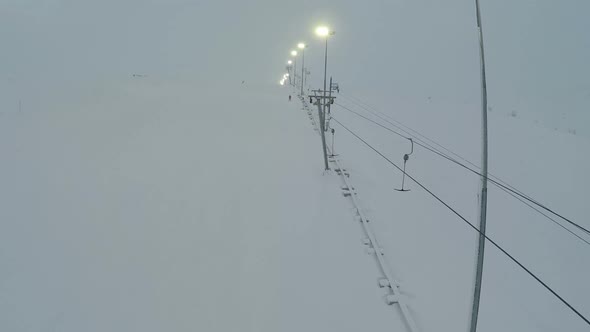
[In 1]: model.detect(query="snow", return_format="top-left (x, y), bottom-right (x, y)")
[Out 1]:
top-left (330, 91), bottom-right (590, 331)
top-left (1, 78), bottom-right (588, 331)
top-left (0, 79), bottom-right (411, 331)
top-left (2, 1), bottom-right (589, 331)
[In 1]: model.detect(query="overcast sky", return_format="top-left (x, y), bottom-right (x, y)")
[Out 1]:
top-left (2, 0), bottom-right (589, 127)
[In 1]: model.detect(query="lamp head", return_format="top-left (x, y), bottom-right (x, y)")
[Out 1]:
top-left (315, 26), bottom-right (330, 37)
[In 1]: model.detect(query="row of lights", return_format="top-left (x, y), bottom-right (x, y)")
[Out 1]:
top-left (279, 73), bottom-right (289, 86)
top-left (279, 25), bottom-right (335, 93)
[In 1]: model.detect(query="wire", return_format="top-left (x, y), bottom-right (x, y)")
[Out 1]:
top-left (495, 184), bottom-right (590, 246)
top-left (339, 92), bottom-right (575, 220)
top-left (335, 102), bottom-right (411, 139)
top-left (334, 101), bottom-right (590, 238)
top-left (338, 93), bottom-right (541, 200)
top-left (331, 116), bottom-right (590, 326)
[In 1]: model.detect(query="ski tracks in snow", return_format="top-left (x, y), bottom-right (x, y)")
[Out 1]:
top-left (298, 95), bottom-right (420, 332)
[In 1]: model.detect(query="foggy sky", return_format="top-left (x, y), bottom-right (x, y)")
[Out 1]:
top-left (2, 0), bottom-right (589, 127)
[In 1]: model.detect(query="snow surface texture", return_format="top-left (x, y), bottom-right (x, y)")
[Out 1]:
top-left (300, 95), bottom-right (419, 331)
top-left (3, 0), bottom-right (589, 331)
top-left (323, 90), bottom-right (590, 331)
top-left (2, 80), bottom-right (589, 332)
top-left (0, 79), bottom-right (412, 331)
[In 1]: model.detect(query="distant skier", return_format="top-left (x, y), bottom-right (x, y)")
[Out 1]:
top-left (289, 95), bottom-right (292, 101)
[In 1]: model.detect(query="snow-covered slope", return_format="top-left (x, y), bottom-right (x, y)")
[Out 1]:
top-left (1, 79), bottom-right (588, 332)
top-left (0, 78), bottom-right (412, 331)
top-left (324, 91), bottom-right (590, 331)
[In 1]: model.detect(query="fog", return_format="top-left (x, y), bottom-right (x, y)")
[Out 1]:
top-left (3, 1), bottom-right (589, 128)
top-left (1, 1), bottom-right (589, 331)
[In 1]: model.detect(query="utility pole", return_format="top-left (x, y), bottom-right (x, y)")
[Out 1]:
top-left (327, 77), bottom-right (333, 127)
top-left (286, 65), bottom-right (292, 85)
top-left (297, 43), bottom-right (307, 96)
top-left (322, 37), bottom-right (328, 117)
top-left (300, 47), bottom-right (305, 96)
top-left (310, 89), bottom-right (335, 171)
top-left (317, 27), bottom-right (335, 150)
top-left (293, 59), bottom-right (297, 87)
top-left (311, 25), bottom-right (335, 171)
top-left (469, 0), bottom-right (489, 331)
top-left (326, 77), bottom-right (339, 130)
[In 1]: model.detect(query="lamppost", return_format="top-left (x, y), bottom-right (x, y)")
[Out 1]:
top-left (314, 25), bottom-right (335, 171)
top-left (298, 42), bottom-right (306, 95)
top-left (287, 60), bottom-right (293, 85)
top-left (280, 73), bottom-right (289, 86)
top-left (470, 1), bottom-right (489, 332)
top-left (315, 26), bottom-right (335, 116)
top-left (290, 50), bottom-right (298, 87)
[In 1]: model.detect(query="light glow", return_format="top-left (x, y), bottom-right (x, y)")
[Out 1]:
top-left (297, 42), bottom-right (306, 49)
top-left (290, 50), bottom-right (297, 56)
top-left (287, 60), bottom-right (292, 65)
top-left (315, 26), bottom-right (330, 37)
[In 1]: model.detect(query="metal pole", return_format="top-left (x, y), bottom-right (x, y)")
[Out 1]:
top-left (469, 0), bottom-right (489, 331)
top-left (323, 38), bottom-right (328, 111)
top-left (320, 37), bottom-right (329, 170)
top-left (316, 100), bottom-right (329, 171)
top-left (329, 128), bottom-right (336, 158)
top-left (301, 48), bottom-right (305, 96)
top-left (327, 76), bottom-right (333, 130)
top-left (293, 59), bottom-right (297, 87)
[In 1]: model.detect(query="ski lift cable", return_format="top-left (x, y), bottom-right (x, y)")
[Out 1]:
top-left (339, 93), bottom-right (456, 154)
top-left (333, 102), bottom-right (590, 244)
top-left (338, 94), bottom-right (527, 192)
top-left (334, 100), bottom-right (530, 198)
top-left (336, 97), bottom-right (489, 177)
top-left (334, 102), bottom-right (590, 237)
top-left (339, 93), bottom-right (460, 158)
top-left (495, 183), bottom-right (590, 246)
top-left (337, 93), bottom-right (534, 200)
top-left (330, 116), bottom-right (590, 327)
top-left (334, 100), bottom-right (531, 199)
top-left (419, 141), bottom-right (590, 238)
top-left (335, 102), bottom-right (590, 238)
top-left (339, 92), bottom-right (562, 220)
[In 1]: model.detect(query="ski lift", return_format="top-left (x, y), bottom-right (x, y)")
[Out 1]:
top-left (395, 138), bottom-right (413, 192)
top-left (329, 128), bottom-right (339, 157)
